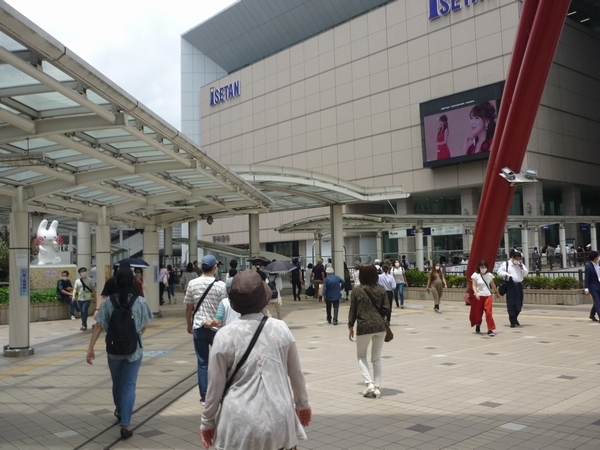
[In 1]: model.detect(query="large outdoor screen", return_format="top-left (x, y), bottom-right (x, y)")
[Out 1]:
top-left (420, 82), bottom-right (505, 168)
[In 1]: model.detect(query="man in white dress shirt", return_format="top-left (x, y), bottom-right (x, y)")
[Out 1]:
top-left (497, 250), bottom-right (529, 328)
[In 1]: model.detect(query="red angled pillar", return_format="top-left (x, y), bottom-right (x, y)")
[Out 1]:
top-left (467, 0), bottom-right (571, 282)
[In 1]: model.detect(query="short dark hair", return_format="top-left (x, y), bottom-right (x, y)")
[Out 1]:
top-left (167, 265), bottom-right (172, 270)
top-left (510, 249), bottom-right (522, 259)
top-left (78, 267), bottom-right (87, 273)
top-left (358, 263), bottom-right (379, 286)
top-left (590, 251), bottom-right (599, 261)
top-left (62, 271), bottom-right (69, 276)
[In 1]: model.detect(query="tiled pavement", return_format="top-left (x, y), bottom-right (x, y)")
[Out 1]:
top-left (2, 295), bottom-right (600, 450)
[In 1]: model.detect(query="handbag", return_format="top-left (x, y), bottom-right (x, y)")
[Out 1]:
top-left (223, 315), bottom-right (268, 398)
top-left (498, 261), bottom-right (509, 296)
top-left (364, 288), bottom-right (394, 342)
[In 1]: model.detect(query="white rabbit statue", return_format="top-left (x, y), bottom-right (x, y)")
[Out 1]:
top-left (36, 219), bottom-right (62, 265)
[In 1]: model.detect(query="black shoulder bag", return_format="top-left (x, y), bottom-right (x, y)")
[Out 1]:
top-left (80, 278), bottom-right (93, 293)
top-left (498, 261), bottom-right (509, 296)
top-left (222, 315), bottom-right (268, 398)
top-left (363, 288), bottom-right (394, 342)
top-left (192, 280), bottom-right (217, 317)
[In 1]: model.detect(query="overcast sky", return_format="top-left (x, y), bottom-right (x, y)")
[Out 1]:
top-left (6, 0), bottom-right (237, 130)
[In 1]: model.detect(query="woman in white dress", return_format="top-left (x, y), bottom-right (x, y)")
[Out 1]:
top-left (200, 270), bottom-right (312, 449)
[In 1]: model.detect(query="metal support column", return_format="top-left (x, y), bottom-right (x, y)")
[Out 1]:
top-left (4, 188), bottom-right (33, 357)
top-left (164, 227), bottom-right (173, 267)
top-left (189, 221), bottom-right (198, 264)
top-left (416, 222), bottom-right (424, 272)
top-left (95, 208), bottom-right (111, 301)
top-left (376, 231), bottom-right (382, 261)
top-left (143, 224), bottom-right (160, 315)
top-left (559, 223), bottom-right (566, 269)
top-left (521, 224), bottom-right (530, 270)
top-left (77, 221), bottom-right (91, 271)
top-left (314, 232), bottom-right (322, 261)
top-left (331, 205), bottom-right (344, 277)
top-left (591, 224), bottom-right (597, 252)
top-left (249, 214), bottom-right (260, 256)
top-left (504, 229), bottom-right (510, 257)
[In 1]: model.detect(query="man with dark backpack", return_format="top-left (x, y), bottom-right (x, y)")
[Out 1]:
top-left (86, 269), bottom-right (153, 441)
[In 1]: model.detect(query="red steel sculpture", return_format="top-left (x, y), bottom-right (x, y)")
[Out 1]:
top-left (466, 0), bottom-right (571, 283)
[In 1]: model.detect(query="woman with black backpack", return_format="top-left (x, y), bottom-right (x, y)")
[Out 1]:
top-left (86, 269), bottom-right (153, 440)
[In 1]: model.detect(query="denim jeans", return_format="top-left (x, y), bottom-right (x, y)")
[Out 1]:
top-left (193, 327), bottom-right (216, 400)
top-left (167, 284), bottom-right (175, 300)
top-left (107, 356), bottom-right (143, 427)
top-left (69, 299), bottom-right (80, 316)
top-left (78, 300), bottom-right (91, 328)
top-left (394, 283), bottom-right (405, 305)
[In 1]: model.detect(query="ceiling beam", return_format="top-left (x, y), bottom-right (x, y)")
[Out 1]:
top-left (0, 46), bottom-right (116, 124)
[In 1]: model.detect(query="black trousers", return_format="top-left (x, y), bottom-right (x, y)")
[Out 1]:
top-left (159, 282), bottom-right (166, 302)
top-left (506, 281), bottom-right (523, 325)
top-left (291, 278), bottom-right (302, 299)
top-left (325, 300), bottom-right (339, 323)
top-left (386, 290), bottom-right (394, 323)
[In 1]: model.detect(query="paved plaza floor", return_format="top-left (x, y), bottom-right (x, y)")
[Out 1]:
top-left (1, 295), bottom-right (600, 450)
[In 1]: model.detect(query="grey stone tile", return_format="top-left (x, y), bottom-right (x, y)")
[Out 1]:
top-left (407, 424), bottom-right (435, 433)
top-left (137, 429), bottom-right (165, 438)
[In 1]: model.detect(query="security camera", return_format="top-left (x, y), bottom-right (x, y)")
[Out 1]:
top-left (500, 167), bottom-right (516, 181)
top-left (499, 167), bottom-right (538, 187)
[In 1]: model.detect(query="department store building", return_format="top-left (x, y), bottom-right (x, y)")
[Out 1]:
top-left (181, 0), bottom-right (600, 264)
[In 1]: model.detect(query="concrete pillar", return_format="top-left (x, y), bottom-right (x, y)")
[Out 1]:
top-left (396, 198), bottom-right (413, 255)
top-left (504, 229), bottom-right (510, 257)
top-left (376, 231), bottom-right (383, 261)
top-left (521, 225), bottom-right (530, 270)
top-left (522, 182), bottom-right (544, 218)
top-left (331, 205), bottom-right (344, 277)
top-left (248, 214), bottom-right (260, 256)
top-left (461, 188), bottom-right (479, 251)
top-left (592, 224), bottom-right (597, 252)
top-left (189, 220), bottom-right (198, 264)
top-left (77, 221), bottom-right (92, 271)
top-left (416, 223), bottom-right (424, 272)
top-left (95, 209), bottom-right (111, 300)
top-left (559, 223), bottom-right (567, 269)
top-left (426, 235), bottom-right (433, 263)
top-left (4, 188), bottom-right (33, 357)
top-left (164, 227), bottom-right (173, 267)
top-left (562, 185), bottom-right (582, 246)
top-left (314, 232), bottom-right (323, 261)
top-left (143, 224), bottom-right (160, 315)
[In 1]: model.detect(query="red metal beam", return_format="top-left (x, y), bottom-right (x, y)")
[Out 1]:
top-left (467, 0), bottom-right (571, 282)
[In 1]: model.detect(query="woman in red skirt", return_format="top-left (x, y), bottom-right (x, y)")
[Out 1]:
top-left (469, 260), bottom-right (499, 336)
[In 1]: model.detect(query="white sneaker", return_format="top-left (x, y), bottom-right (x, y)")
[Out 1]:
top-left (71, 315), bottom-right (76, 320)
top-left (362, 383), bottom-right (374, 397)
top-left (434, 308), bottom-right (441, 314)
top-left (373, 388), bottom-right (381, 398)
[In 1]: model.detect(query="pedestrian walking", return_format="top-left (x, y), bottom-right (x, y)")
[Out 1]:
top-left (426, 262), bottom-right (447, 314)
top-left (497, 250), bottom-right (528, 327)
top-left (73, 267), bottom-right (96, 331)
top-left (348, 263), bottom-right (389, 399)
top-left (184, 255), bottom-right (228, 406)
top-left (469, 260), bottom-right (499, 336)
top-left (200, 270), bottom-right (311, 449)
top-left (391, 259), bottom-right (408, 308)
top-left (584, 251), bottom-right (600, 322)
top-left (86, 269), bottom-right (153, 440)
top-left (323, 266), bottom-right (344, 324)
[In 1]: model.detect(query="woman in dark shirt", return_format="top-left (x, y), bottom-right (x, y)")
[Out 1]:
top-left (348, 263), bottom-right (389, 399)
top-left (312, 259), bottom-right (326, 302)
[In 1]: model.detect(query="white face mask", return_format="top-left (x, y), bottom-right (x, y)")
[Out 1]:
top-left (513, 260), bottom-right (521, 266)
top-left (435, 265), bottom-right (440, 271)
top-left (480, 268), bottom-right (487, 274)
top-left (395, 263), bottom-right (400, 267)
top-left (80, 271), bottom-right (87, 277)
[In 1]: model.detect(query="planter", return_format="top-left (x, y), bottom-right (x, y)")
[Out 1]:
top-left (405, 287), bottom-right (587, 306)
top-left (0, 301), bottom-right (96, 325)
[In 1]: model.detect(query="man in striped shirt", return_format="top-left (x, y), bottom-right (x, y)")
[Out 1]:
top-left (185, 254), bottom-right (227, 405)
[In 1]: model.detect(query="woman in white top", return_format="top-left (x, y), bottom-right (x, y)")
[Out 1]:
top-left (469, 259), bottom-right (499, 336)
top-left (391, 259), bottom-right (408, 308)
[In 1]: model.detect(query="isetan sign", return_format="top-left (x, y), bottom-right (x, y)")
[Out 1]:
top-left (428, 0), bottom-right (484, 20)
top-left (209, 81), bottom-right (240, 106)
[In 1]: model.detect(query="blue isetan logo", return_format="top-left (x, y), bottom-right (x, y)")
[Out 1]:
top-left (429, 0), bottom-right (483, 20)
top-left (210, 81), bottom-right (241, 106)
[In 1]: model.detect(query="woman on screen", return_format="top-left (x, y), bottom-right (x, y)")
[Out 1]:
top-left (435, 115), bottom-right (451, 160)
top-left (464, 101), bottom-right (496, 155)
